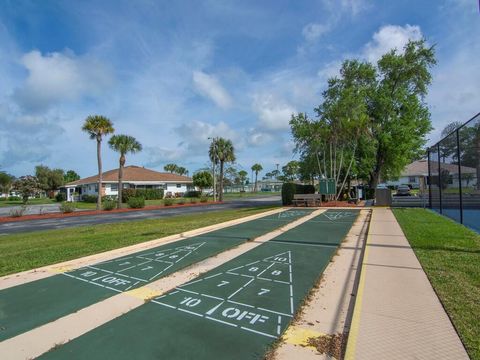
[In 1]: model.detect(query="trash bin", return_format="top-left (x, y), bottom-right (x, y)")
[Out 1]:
top-left (375, 188), bottom-right (392, 206)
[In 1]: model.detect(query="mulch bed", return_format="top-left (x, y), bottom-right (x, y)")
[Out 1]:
top-left (0, 201), bottom-right (222, 224)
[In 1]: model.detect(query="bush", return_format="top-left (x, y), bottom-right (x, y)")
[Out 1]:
top-left (102, 199), bottom-right (116, 211)
top-left (122, 188), bottom-right (164, 202)
top-left (81, 194), bottom-right (98, 203)
top-left (177, 199), bottom-right (185, 205)
top-left (184, 190), bottom-right (201, 198)
top-left (9, 205), bottom-right (28, 217)
top-left (190, 198), bottom-right (198, 204)
top-left (200, 196), bottom-right (208, 203)
top-left (8, 196), bottom-right (21, 201)
top-left (121, 188), bottom-right (136, 203)
top-left (164, 198), bottom-right (174, 206)
top-left (60, 202), bottom-right (75, 213)
top-left (55, 192), bottom-right (66, 202)
top-left (127, 197), bottom-right (145, 209)
top-left (281, 183), bottom-right (296, 205)
top-left (0, 197), bottom-right (6, 201)
top-left (102, 195), bottom-right (117, 202)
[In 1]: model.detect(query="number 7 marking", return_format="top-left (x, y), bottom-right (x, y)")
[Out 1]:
top-left (217, 280), bottom-right (230, 287)
top-left (258, 288), bottom-right (270, 296)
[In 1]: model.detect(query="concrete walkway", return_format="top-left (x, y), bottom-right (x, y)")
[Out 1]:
top-left (344, 208), bottom-right (469, 360)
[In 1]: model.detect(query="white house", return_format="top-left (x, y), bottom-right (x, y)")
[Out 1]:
top-left (63, 165), bottom-right (194, 201)
top-left (386, 159), bottom-right (477, 189)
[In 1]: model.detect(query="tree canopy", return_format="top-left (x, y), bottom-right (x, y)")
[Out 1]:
top-left (290, 39), bottom-right (436, 195)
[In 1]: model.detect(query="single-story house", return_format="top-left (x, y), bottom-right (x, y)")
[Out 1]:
top-left (63, 165), bottom-right (194, 201)
top-left (386, 159), bottom-right (477, 189)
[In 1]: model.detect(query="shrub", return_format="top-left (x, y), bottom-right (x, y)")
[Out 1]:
top-left (9, 205), bottom-right (28, 217)
top-left (121, 188), bottom-right (137, 203)
top-left (128, 197), bottom-right (145, 209)
top-left (8, 196), bottom-right (21, 201)
top-left (177, 199), bottom-right (185, 205)
top-left (184, 190), bottom-right (201, 198)
top-left (190, 198), bottom-right (198, 204)
top-left (59, 202), bottom-right (75, 213)
top-left (122, 188), bottom-right (164, 202)
top-left (55, 192), bottom-right (66, 202)
top-left (164, 198), bottom-right (174, 206)
top-left (281, 183), bottom-right (296, 205)
top-left (200, 196), bottom-right (208, 203)
top-left (303, 185), bottom-right (316, 194)
top-left (102, 195), bottom-right (117, 202)
top-left (81, 194), bottom-right (98, 203)
top-left (102, 199), bottom-right (116, 211)
top-left (0, 197), bottom-right (6, 201)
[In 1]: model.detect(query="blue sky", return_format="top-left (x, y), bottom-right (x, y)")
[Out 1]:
top-left (0, 0), bottom-right (479, 178)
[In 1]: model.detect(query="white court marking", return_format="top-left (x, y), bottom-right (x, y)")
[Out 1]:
top-left (152, 250), bottom-right (295, 339)
top-left (61, 242), bottom-right (206, 292)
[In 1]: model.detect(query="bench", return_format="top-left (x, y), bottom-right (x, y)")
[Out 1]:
top-left (292, 194), bottom-right (322, 207)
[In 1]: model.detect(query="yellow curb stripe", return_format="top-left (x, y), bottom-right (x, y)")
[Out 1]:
top-left (283, 326), bottom-right (325, 348)
top-left (344, 209), bottom-right (373, 360)
top-left (125, 286), bottom-right (163, 300)
top-left (48, 266), bottom-right (74, 274)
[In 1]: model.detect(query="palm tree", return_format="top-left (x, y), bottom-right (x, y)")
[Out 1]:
top-left (164, 163), bottom-right (178, 173)
top-left (209, 138), bottom-right (235, 201)
top-left (238, 170), bottom-right (248, 191)
top-left (82, 115), bottom-right (115, 210)
top-left (108, 135), bottom-right (142, 209)
top-left (251, 163), bottom-right (263, 192)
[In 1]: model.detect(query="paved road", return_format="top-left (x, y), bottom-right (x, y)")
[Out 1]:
top-left (0, 203), bottom-right (69, 217)
top-left (0, 197), bottom-right (281, 235)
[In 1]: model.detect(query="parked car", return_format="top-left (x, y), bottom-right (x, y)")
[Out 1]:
top-left (395, 184), bottom-right (411, 196)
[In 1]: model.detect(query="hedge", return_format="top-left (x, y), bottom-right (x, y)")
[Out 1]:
top-left (281, 183), bottom-right (317, 205)
top-left (122, 188), bottom-right (164, 202)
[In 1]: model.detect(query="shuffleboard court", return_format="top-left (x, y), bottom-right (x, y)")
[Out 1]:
top-left (0, 209), bottom-right (312, 341)
top-left (40, 209), bottom-right (359, 360)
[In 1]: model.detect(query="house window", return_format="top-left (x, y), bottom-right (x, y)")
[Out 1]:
top-left (111, 184), bottom-right (118, 191)
top-left (176, 184), bottom-right (182, 188)
top-left (408, 176), bottom-right (417, 183)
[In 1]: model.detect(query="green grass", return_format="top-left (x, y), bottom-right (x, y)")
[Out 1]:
top-left (222, 191), bottom-right (280, 199)
top-left (393, 208), bottom-right (480, 360)
top-left (0, 198), bottom-right (55, 208)
top-left (0, 206), bottom-right (278, 277)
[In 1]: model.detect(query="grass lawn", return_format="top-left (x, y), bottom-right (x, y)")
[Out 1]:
top-left (222, 191), bottom-right (280, 199)
top-left (0, 198), bottom-right (55, 208)
top-left (393, 208), bottom-right (480, 360)
top-left (0, 206), bottom-right (278, 277)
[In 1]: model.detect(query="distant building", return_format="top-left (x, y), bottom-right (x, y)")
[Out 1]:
top-left (63, 165), bottom-right (193, 201)
top-left (386, 159), bottom-right (476, 189)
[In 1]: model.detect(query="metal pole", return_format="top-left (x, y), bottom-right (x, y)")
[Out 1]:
top-left (456, 129), bottom-right (463, 224)
top-left (437, 143), bottom-right (443, 214)
top-left (427, 149), bottom-right (432, 209)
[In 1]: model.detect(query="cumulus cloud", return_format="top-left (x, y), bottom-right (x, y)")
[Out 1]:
top-left (321, 0), bottom-right (369, 17)
top-left (175, 119), bottom-right (241, 152)
top-left (0, 110), bottom-right (65, 167)
top-left (252, 94), bottom-right (296, 131)
top-left (246, 128), bottom-right (274, 146)
top-left (302, 23), bottom-right (330, 42)
top-left (13, 50), bottom-right (113, 112)
top-left (144, 146), bottom-right (185, 168)
top-left (192, 70), bottom-right (232, 109)
top-left (363, 24), bottom-right (423, 62)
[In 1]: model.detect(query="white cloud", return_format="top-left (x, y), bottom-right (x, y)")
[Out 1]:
top-left (302, 23), bottom-right (330, 42)
top-left (246, 128), bottom-right (274, 146)
top-left (321, 0), bottom-right (370, 17)
top-left (192, 70), bottom-right (232, 109)
top-left (144, 146), bottom-right (185, 168)
top-left (13, 50), bottom-right (113, 112)
top-left (252, 94), bottom-right (296, 131)
top-left (175, 120), bottom-right (241, 152)
top-left (363, 24), bottom-right (423, 62)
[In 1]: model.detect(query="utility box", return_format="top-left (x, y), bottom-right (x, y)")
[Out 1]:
top-left (375, 188), bottom-right (392, 206)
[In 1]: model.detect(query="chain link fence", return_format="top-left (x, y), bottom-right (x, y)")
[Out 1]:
top-left (427, 112), bottom-right (480, 232)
